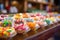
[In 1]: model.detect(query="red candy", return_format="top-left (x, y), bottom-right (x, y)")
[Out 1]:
top-left (14, 23), bottom-right (25, 31)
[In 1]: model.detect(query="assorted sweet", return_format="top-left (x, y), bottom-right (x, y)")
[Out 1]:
top-left (0, 13), bottom-right (60, 37)
top-left (0, 27), bottom-right (16, 38)
top-left (0, 17), bottom-right (16, 38)
top-left (0, 14), bottom-right (8, 21)
top-left (13, 13), bottom-right (60, 33)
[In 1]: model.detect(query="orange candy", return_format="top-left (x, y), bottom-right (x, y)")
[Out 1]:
top-left (0, 22), bottom-right (2, 26)
top-left (22, 13), bottom-right (29, 18)
top-left (27, 22), bottom-right (36, 30)
top-left (34, 17), bottom-right (38, 21)
top-left (58, 16), bottom-right (60, 18)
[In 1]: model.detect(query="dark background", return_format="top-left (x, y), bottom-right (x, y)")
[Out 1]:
top-left (54, 0), bottom-right (60, 6)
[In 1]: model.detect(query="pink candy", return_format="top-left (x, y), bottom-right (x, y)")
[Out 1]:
top-left (30, 14), bottom-right (36, 17)
top-left (36, 13), bottom-right (41, 16)
top-left (14, 24), bottom-right (25, 31)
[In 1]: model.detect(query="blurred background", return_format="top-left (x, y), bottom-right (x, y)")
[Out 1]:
top-left (0, 0), bottom-right (60, 13)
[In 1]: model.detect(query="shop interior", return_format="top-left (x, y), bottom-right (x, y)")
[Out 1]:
top-left (0, 0), bottom-right (60, 40)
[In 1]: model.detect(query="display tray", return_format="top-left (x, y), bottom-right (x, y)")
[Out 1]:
top-left (11, 22), bottom-right (60, 40)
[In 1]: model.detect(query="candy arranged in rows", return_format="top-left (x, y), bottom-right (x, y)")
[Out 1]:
top-left (0, 13), bottom-right (60, 35)
top-left (13, 13), bottom-right (60, 34)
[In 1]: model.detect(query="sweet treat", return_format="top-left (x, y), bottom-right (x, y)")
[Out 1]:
top-left (14, 23), bottom-right (26, 33)
top-left (23, 18), bottom-right (34, 22)
top-left (22, 13), bottom-right (29, 18)
top-left (36, 13), bottom-right (41, 16)
top-left (15, 19), bottom-right (21, 24)
top-left (56, 16), bottom-right (60, 21)
top-left (0, 27), bottom-right (16, 38)
top-left (14, 14), bottom-right (20, 19)
top-left (33, 17), bottom-right (39, 21)
top-left (27, 22), bottom-right (38, 31)
top-left (24, 23), bottom-right (31, 33)
top-left (44, 19), bottom-right (52, 25)
top-left (2, 20), bottom-right (12, 27)
top-left (0, 13), bottom-right (59, 35)
top-left (30, 14), bottom-right (36, 17)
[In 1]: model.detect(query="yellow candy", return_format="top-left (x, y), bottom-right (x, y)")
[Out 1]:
top-left (15, 16), bottom-right (20, 19)
top-left (0, 27), bottom-right (3, 32)
top-left (14, 14), bottom-right (20, 19)
top-left (6, 27), bottom-right (10, 29)
top-left (51, 18), bottom-right (54, 21)
top-left (34, 17), bottom-right (38, 21)
top-left (11, 28), bottom-right (14, 30)
top-left (0, 28), bottom-right (3, 37)
top-left (49, 17), bottom-right (55, 22)
top-left (3, 31), bottom-right (9, 37)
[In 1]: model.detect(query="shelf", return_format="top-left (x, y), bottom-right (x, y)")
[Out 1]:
top-left (27, 0), bottom-right (54, 5)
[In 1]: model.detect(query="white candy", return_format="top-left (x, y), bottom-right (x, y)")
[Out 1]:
top-left (35, 24), bottom-right (40, 30)
top-left (43, 22), bottom-right (48, 26)
top-left (25, 25), bottom-right (31, 33)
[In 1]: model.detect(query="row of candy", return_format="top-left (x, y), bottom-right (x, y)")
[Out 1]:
top-left (13, 13), bottom-right (60, 34)
top-left (0, 13), bottom-right (60, 36)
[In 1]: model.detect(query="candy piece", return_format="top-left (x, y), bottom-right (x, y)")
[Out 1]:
top-left (36, 13), bottom-right (41, 16)
top-left (45, 19), bottom-right (51, 25)
top-left (56, 17), bottom-right (60, 21)
top-left (27, 22), bottom-right (36, 30)
top-left (24, 18), bottom-right (34, 22)
top-left (0, 22), bottom-right (2, 26)
top-left (22, 13), bottom-right (29, 18)
top-left (14, 14), bottom-right (20, 19)
top-left (3, 31), bottom-right (9, 37)
top-left (35, 24), bottom-right (40, 30)
top-left (14, 23), bottom-right (25, 33)
top-left (3, 20), bottom-right (9, 27)
top-left (0, 27), bottom-right (3, 33)
top-left (30, 14), bottom-right (36, 17)
top-left (15, 19), bottom-right (20, 24)
top-left (2, 28), bottom-right (6, 31)
top-left (24, 24), bottom-right (31, 33)
top-left (43, 22), bottom-right (48, 26)
top-left (7, 29), bottom-right (12, 32)
top-left (49, 17), bottom-right (55, 22)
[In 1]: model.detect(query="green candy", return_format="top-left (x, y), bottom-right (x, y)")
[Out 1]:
top-left (45, 19), bottom-right (50, 25)
top-left (3, 20), bottom-right (9, 27)
top-left (7, 29), bottom-right (12, 32)
top-left (2, 20), bottom-right (12, 27)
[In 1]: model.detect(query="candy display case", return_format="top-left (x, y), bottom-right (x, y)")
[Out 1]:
top-left (13, 13), bottom-right (59, 32)
top-left (0, 13), bottom-right (60, 40)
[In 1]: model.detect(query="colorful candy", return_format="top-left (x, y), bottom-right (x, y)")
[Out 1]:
top-left (0, 27), bottom-right (16, 38)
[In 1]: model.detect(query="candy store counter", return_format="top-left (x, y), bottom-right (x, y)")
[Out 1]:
top-left (0, 13), bottom-right (60, 40)
top-left (12, 23), bottom-right (60, 40)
